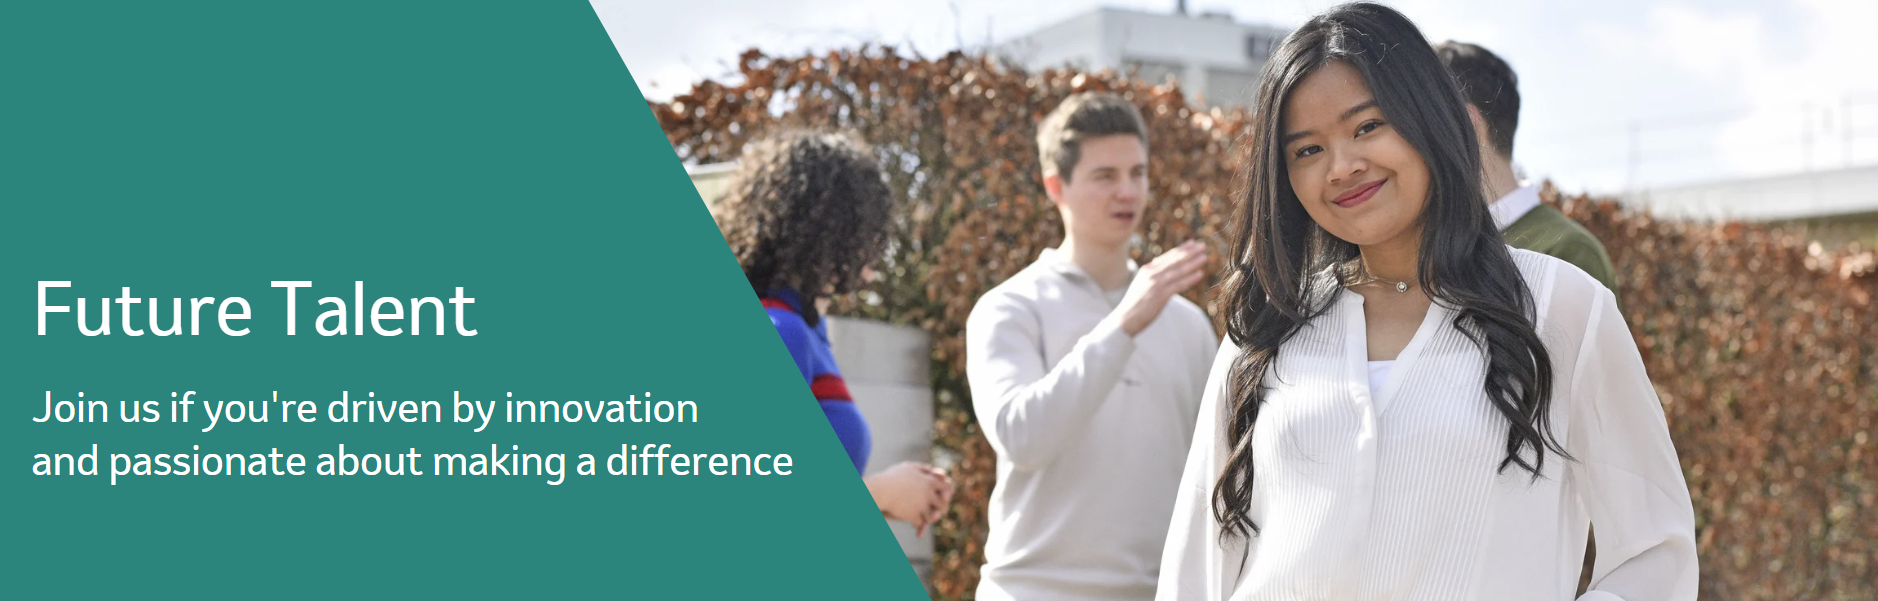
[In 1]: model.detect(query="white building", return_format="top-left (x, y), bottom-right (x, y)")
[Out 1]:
top-left (1626, 165), bottom-right (1878, 222)
top-left (996, 7), bottom-right (1290, 108)
top-left (1624, 165), bottom-right (1878, 247)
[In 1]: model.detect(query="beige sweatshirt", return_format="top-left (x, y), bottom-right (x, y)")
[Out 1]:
top-left (967, 248), bottom-right (1219, 601)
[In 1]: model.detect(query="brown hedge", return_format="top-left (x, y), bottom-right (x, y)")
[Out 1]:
top-left (653, 47), bottom-right (1878, 600)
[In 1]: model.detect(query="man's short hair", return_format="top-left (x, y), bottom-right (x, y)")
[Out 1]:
top-left (1435, 41), bottom-right (1520, 158)
top-left (1036, 92), bottom-right (1149, 182)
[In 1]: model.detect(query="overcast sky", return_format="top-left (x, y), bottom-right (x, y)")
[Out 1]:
top-left (591, 0), bottom-right (1878, 194)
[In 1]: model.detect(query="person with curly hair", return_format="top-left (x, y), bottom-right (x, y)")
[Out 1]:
top-left (716, 129), bottom-right (952, 535)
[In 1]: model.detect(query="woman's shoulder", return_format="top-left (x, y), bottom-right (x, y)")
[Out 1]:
top-left (1505, 246), bottom-right (1618, 350)
top-left (1202, 337), bottom-right (1243, 388)
top-left (1506, 245), bottom-right (1612, 304)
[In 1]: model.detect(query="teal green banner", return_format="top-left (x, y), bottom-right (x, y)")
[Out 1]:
top-left (1, 1), bottom-right (924, 598)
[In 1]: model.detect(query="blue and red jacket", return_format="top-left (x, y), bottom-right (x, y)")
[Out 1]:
top-left (761, 289), bottom-right (872, 473)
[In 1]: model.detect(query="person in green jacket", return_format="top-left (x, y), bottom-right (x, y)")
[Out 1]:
top-left (1436, 41), bottom-right (1619, 293)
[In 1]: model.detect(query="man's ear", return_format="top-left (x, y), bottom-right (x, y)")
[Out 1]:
top-left (1043, 172), bottom-right (1066, 207)
top-left (1464, 104), bottom-right (1493, 150)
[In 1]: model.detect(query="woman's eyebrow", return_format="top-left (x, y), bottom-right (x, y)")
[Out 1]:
top-left (1340, 99), bottom-right (1378, 121)
top-left (1282, 99), bottom-right (1381, 145)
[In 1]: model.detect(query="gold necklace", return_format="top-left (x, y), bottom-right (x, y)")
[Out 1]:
top-left (1341, 260), bottom-right (1414, 293)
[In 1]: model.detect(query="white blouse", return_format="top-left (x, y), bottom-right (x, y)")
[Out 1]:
top-left (1366, 360), bottom-right (1394, 397)
top-left (1156, 248), bottom-right (1698, 601)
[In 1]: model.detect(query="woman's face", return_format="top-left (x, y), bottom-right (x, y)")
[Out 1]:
top-left (1280, 60), bottom-right (1431, 250)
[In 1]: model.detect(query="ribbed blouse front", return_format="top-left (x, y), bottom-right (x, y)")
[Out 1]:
top-left (1156, 248), bottom-right (1698, 601)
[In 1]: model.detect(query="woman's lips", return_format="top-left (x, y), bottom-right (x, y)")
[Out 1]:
top-left (1333, 179), bottom-right (1386, 208)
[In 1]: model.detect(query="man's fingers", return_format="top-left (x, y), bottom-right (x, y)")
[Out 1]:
top-left (1151, 267), bottom-right (1208, 298)
top-left (1148, 242), bottom-right (1201, 267)
top-left (1150, 256), bottom-right (1210, 292)
top-left (1143, 254), bottom-right (1185, 274)
top-left (1150, 255), bottom-right (1205, 283)
top-left (1146, 242), bottom-right (1210, 273)
top-left (1171, 244), bottom-right (1206, 265)
top-left (1177, 246), bottom-right (1210, 270)
top-left (1175, 269), bottom-right (1208, 288)
top-left (1170, 252), bottom-right (1210, 277)
top-left (1174, 268), bottom-right (1208, 292)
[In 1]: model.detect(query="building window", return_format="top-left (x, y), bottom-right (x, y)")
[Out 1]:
top-left (1245, 34), bottom-right (1270, 60)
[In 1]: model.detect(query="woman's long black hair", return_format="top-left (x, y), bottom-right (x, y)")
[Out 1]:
top-left (1212, 2), bottom-right (1569, 539)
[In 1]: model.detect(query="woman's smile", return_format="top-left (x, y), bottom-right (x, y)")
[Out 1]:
top-left (1333, 178), bottom-right (1388, 209)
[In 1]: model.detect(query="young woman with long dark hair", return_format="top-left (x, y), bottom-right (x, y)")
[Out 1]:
top-left (1156, 4), bottom-right (1697, 599)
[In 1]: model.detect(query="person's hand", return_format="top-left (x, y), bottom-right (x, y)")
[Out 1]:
top-left (864, 461), bottom-right (954, 536)
top-left (920, 466), bottom-right (954, 536)
top-left (1114, 240), bottom-right (1210, 337)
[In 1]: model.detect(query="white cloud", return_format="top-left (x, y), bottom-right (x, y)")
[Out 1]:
top-left (1710, 0), bottom-right (1878, 175)
top-left (1627, 0), bottom-right (1878, 179)
top-left (1645, 4), bottom-right (1770, 85)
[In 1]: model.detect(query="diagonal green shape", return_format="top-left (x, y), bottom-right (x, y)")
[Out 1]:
top-left (0, 1), bottom-right (926, 598)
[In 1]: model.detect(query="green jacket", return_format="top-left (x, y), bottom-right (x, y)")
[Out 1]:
top-left (1503, 204), bottom-right (1619, 294)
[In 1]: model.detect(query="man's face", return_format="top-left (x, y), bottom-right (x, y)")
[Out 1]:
top-left (1048, 134), bottom-right (1148, 249)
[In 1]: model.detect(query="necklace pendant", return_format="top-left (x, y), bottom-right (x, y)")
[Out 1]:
top-left (1394, 282), bottom-right (1409, 293)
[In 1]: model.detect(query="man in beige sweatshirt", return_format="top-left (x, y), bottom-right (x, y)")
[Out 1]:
top-left (967, 92), bottom-right (1219, 601)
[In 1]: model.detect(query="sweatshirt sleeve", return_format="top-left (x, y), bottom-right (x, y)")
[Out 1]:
top-left (1183, 300), bottom-right (1223, 394)
top-left (1157, 340), bottom-right (1245, 601)
top-left (1568, 287), bottom-right (1699, 601)
top-left (965, 290), bottom-right (1137, 470)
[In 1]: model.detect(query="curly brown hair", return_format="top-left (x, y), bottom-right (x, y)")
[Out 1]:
top-left (715, 130), bottom-right (893, 326)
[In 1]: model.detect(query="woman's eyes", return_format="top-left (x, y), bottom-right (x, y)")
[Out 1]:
top-left (1291, 121), bottom-right (1386, 159)
top-left (1284, 119), bottom-right (1389, 157)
